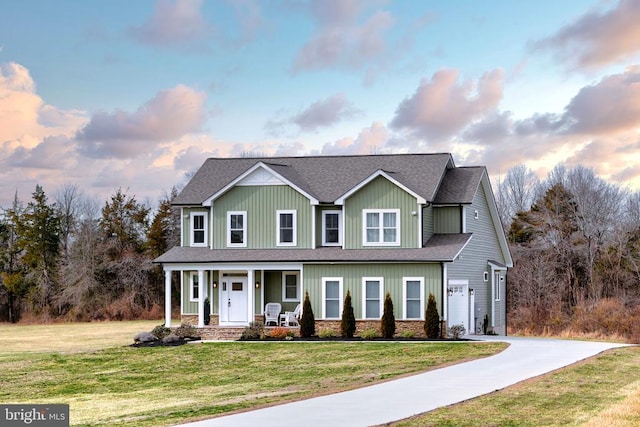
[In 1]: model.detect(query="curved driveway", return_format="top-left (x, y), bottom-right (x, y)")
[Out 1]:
top-left (178, 337), bottom-right (629, 427)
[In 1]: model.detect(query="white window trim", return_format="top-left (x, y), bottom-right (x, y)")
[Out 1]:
top-left (190, 212), bottom-right (208, 247)
top-left (403, 277), bottom-right (425, 320)
top-left (276, 210), bottom-right (297, 246)
top-left (362, 209), bottom-right (401, 246)
top-left (282, 271), bottom-right (300, 302)
top-left (322, 210), bottom-right (342, 246)
top-left (322, 277), bottom-right (343, 319)
top-left (362, 277), bottom-right (384, 319)
top-left (189, 272), bottom-right (199, 302)
top-left (227, 211), bottom-right (247, 247)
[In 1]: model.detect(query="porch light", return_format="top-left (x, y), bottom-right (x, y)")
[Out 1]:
top-left (213, 282), bottom-right (217, 288)
top-left (255, 281), bottom-right (260, 288)
top-left (448, 288), bottom-right (453, 297)
top-left (470, 288), bottom-right (475, 296)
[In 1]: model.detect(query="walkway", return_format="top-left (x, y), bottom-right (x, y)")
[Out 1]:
top-left (177, 337), bottom-right (630, 427)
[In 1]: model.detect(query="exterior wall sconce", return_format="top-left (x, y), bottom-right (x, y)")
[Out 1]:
top-left (470, 288), bottom-right (475, 296)
top-left (213, 282), bottom-right (217, 288)
top-left (255, 281), bottom-right (260, 288)
top-left (447, 288), bottom-right (453, 297)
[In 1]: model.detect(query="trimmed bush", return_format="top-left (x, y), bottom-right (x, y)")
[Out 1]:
top-left (174, 323), bottom-right (198, 339)
top-left (425, 293), bottom-right (440, 339)
top-left (240, 322), bottom-right (264, 340)
top-left (360, 328), bottom-right (378, 340)
top-left (151, 324), bottom-right (171, 340)
top-left (319, 328), bottom-right (338, 339)
top-left (341, 290), bottom-right (356, 338)
top-left (380, 292), bottom-right (396, 338)
top-left (300, 291), bottom-right (316, 338)
top-left (204, 297), bottom-right (211, 326)
top-left (268, 327), bottom-right (293, 339)
top-left (400, 330), bottom-right (416, 339)
top-left (448, 324), bottom-right (466, 340)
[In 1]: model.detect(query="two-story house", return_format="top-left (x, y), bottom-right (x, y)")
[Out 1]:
top-left (154, 153), bottom-right (513, 336)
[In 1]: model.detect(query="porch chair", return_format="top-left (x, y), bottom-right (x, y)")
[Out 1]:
top-left (264, 302), bottom-right (282, 326)
top-left (281, 303), bottom-right (302, 327)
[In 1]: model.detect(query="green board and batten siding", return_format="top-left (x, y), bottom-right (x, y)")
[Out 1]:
top-left (343, 176), bottom-right (421, 249)
top-left (303, 263), bottom-right (442, 319)
top-left (212, 185), bottom-right (313, 249)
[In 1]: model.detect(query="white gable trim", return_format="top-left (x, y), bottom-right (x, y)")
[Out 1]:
top-left (335, 170), bottom-right (427, 205)
top-left (202, 162), bottom-right (319, 206)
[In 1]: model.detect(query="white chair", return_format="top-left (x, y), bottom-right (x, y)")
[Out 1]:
top-left (281, 304), bottom-right (301, 327)
top-left (264, 303), bottom-right (281, 326)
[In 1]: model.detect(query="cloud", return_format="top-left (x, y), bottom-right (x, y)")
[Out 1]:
top-left (319, 122), bottom-right (390, 155)
top-left (561, 66), bottom-right (640, 135)
top-left (293, 0), bottom-right (394, 73)
top-left (7, 135), bottom-right (76, 169)
top-left (129, 0), bottom-right (213, 51)
top-left (390, 68), bottom-right (504, 140)
top-left (76, 84), bottom-right (207, 159)
top-left (266, 93), bottom-right (360, 135)
top-left (532, 0), bottom-right (640, 69)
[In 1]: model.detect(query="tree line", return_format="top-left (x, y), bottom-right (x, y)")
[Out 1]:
top-left (3, 164), bottom-right (640, 341)
top-left (0, 185), bottom-right (180, 322)
top-left (498, 164), bottom-right (640, 340)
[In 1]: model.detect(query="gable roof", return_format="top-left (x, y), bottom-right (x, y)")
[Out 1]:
top-left (432, 167), bottom-right (485, 205)
top-left (172, 153), bottom-right (455, 206)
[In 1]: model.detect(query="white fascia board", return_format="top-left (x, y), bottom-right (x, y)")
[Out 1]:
top-left (335, 170), bottom-right (427, 205)
top-left (452, 234), bottom-right (473, 261)
top-left (201, 162), bottom-right (319, 206)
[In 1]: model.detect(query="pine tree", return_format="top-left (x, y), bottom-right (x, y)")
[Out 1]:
top-left (380, 292), bottom-right (395, 338)
top-left (425, 293), bottom-right (440, 339)
top-left (300, 291), bottom-right (315, 338)
top-left (341, 290), bottom-right (356, 338)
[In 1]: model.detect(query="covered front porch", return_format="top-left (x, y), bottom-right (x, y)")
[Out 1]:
top-left (162, 263), bottom-right (303, 328)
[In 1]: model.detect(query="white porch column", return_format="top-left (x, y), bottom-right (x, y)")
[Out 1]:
top-left (164, 269), bottom-right (172, 328)
top-left (248, 269), bottom-right (255, 324)
top-left (197, 269), bottom-right (205, 328)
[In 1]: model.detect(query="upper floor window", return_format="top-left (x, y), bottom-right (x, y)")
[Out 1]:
top-left (190, 212), bottom-right (207, 247)
top-left (227, 211), bottom-right (247, 247)
top-left (363, 277), bottom-right (383, 319)
top-left (363, 209), bottom-right (400, 246)
top-left (277, 210), bottom-right (296, 246)
top-left (322, 210), bottom-right (342, 246)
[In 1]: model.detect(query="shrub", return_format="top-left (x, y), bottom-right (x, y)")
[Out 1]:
top-left (151, 324), bottom-right (171, 340)
top-left (204, 298), bottom-right (211, 326)
top-left (319, 328), bottom-right (338, 339)
top-left (174, 323), bottom-right (198, 339)
top-left (300, 291), bottom-right (316, 338)
top-left (360, 328), bottom-right (378, 340)
top-left (268, 327), bottom-right (293, 339)
top-left (381, 292), bottom-right (396, 338)
top-left (424, 293), bottom-right (440, 339)
top-left (448, 324), bottom-right (466, 340)
top-left (400, 330), bottom-right (416, 339)
top-left (240, 322), bottom-right (264, 340)
top-left (341, 290), bottom-right (356, 338)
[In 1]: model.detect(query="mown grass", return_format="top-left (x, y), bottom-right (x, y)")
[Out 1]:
top-left (0, 321), bottom-right (505, 426)
top-left (389, 346), bottom-right (640, 427)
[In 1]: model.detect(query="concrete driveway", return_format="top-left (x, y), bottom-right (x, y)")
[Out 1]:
top-left (177, 337), bottom-right (629, 427)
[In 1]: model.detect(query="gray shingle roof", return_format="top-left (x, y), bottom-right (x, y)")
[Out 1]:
top-left (173, 153), bottom-right (457, 206)
top-left (432, 167), bottom-right (485, 205)
top-left (154, 233), bottom-right (472, 264)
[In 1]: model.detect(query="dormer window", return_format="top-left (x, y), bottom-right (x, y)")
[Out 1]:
top-left (190, 212), bottom-right (207, 247)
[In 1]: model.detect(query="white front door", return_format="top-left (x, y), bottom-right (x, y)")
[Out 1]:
top-left (448, 281), bottom-right (470, 333)
top-left (220, 277), bottom-right (248, 324)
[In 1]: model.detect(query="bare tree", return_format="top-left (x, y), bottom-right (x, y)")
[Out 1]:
top-left (497, 164), bottom-right (539, 230)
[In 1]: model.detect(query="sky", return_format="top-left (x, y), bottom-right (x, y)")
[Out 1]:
top-left (1, 0), bottom-right (640, 208)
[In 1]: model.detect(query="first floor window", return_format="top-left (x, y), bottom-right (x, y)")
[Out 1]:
top-left (323, 278), bottom-right (343, 319)
top-left (403, 277), bottom-right (424, 320)
top-left (190, 273), bottom-right (199, 302)
top-left (191, 212), bottom-right (207, 246)
top-left (283, 272), bottom-right (299, 301)
top-left (228, 211), bottom-right (246, 247)
top-left (363, 209), bottom-right (400, 245)
top-left (277, 210), bottom-right (296, 246)
top-left (363, 278), bottom-right (383, 319)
